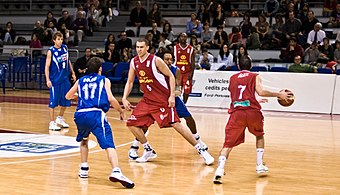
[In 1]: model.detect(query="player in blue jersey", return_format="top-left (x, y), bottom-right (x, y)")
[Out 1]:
top-left (128, 51), bottom-right (208, 160)
top-left (65, 57), bottom-right (135, 188)
top-left (45, 31), bottom-right (76, 130)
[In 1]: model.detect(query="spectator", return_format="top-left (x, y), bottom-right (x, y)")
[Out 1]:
top-left (87, 3), bottom-right (99, 33)
top-left (103, 42), bottom-right (120, 65)
top-left (73, 48), bottom-right (92, 80)
top-left (236, 45), bottom-right (249, 65)
top-left (148, 2), bottom-right (162, 27)
top-left (269, 15), bottom-right (284, 48)
top-left (239, 13), bottom-right (252, 41)
top-left (217, 43), bottom-right (234, 69)
top-left (228, 27), bottom-right (242, 52)
top-left (294, 0), bottom-right (307, 20)
top-left (186, 13), bottom-right (202, 38)
top-left (43, 11), bottom-right (57, 28)
top-left (57, 10), bottom-right (73, 31)
top-left (298, 3), bottom-right (310, 22)
top-left (59, 23), bottom-right (70, 45)
top-left (212, 25), bottom-right (228, 49)
top-left (306, 23), bottom-right (326, 47)
top-left (201, 22), bottom-right (213, 49)
top-left (32, 20), bottom-right (45, 44)
top-left (190, 34), bottom-right (201, 54)
top-left (301, 10), bottom-right (319, 39)
top-left (104, 33), bottom-right (115, 53)
top-left (333, 40), bottom-right (340, 64)
top-left (198, 48), bottom-right (214, 70)
top-left (42, 21), bottom-right (57, 46)
top-left (328, 3), bottom-right (340, 28)
top-left (162, 22), bottom-right (175, 42)
top-left (264, 0), bottom-right (280, 26)
top-left (282, 11), bottom-right (302, 45)
top-left (281, 37), bottom-right (304, 63)
top-left (246, 26), bottom-right (261, 50)
top-left (127, 1), bottom-right (148, 27)
top-left (158, 32), bottom-right (172, 50)
top-left (120, 47), bottom-right (131, 63)
top-left (288, 55), bottom-right (316, 73)
top-left (212, 3), bottom-right (225, 27)
top-left (323, 0), bottom-right (337, 17)
top-left (304, 42), bottom-right (320, 66)
top-left (147, 22), bottom-right (161, 48)
top-left (1, 22), bottom-right (16, 45)
top-left (318, 37), bottom-right (334, 62)
top-left (73, 5), bottom-right (86, 21)
top-left (98, 0), bottom-right (110, 27)
top-left (117, 31), bottom-right (132, 54)
top-left (29, 33), bottom-right (42, 57)
top-left (197, 4), bottom-right (210, 24)
top-left (255, 14), bottom-right (269, 43)
top-left (72, 11), bottom-right (89, 45)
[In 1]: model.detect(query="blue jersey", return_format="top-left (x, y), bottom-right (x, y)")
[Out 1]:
top-left (76, 73), bottom-right (110, 113)
top-left (48, 44), bottom-right (70, 85)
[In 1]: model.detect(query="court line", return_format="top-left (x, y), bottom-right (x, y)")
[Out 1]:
top-left (0, 141), bottom-right (133, 165)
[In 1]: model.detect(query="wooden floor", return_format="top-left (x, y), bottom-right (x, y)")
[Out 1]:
top-left (0, 90), bottom-right (340, 194)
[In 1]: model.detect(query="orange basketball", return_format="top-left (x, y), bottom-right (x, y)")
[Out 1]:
top-left (277, 89), bottom-right (295, 107)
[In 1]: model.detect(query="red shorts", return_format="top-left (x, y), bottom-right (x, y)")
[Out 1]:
top-left (127, 98), bottom-right (180, 128)
top-left (223, 109), bottom-right (264, 148)
top-left (180, 73), bottom-right (192, 94)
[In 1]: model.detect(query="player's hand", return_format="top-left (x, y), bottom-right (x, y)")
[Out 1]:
top-left (122, 99), bottom-right (135, 111)
top-left (278, 89), bottom-right (292, 102)
top-left (71, 74), bottom-right (76, 83)
top-left (174, 90), bottom-right (182, 97)
top-left (46, 80), bottom-right (52, 88)
top-left (119, 110), bottom-right (126, 121)
top-left (258, 98), bottom-right (268, 104)
top-left (168, 95), bottom-right (175, 108)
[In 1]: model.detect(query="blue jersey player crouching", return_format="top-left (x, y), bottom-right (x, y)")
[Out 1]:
top-left (65, 57), bottom-right (135, 188)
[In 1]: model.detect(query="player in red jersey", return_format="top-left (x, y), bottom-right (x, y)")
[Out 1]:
top-left (213, 56), bottom-right (291, 184)
top-left (173, 32), bottom-right (196, 103)
top-left (122, 38), bottom-right (214, 165)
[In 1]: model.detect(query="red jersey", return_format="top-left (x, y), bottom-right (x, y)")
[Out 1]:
top-left (132, 54), bottom-right (170, 106)
top-left (174, 43), bottom-right (194, 74)
top-left (228, 70), bottom-right (261, 113)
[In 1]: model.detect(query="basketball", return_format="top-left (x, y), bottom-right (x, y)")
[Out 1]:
top-left (277, 89), bottom-right (295, 107)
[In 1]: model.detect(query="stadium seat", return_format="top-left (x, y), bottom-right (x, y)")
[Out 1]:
top-left (0, 64), bottom-right (7, 94)
top-left (270, 67), bottom-right (289, 72)
top-left (101, 62), bottom-right (114, 77)
top-left (39, 56), bottom-right (46, 90)
top-left (229, 65), bottom-right (239, 71)
top-left (109, 62), bottom-right (130, 83)
top-left (317, 68), bottom-right (333, 74)
top-left (9, 56), bottom-right (30, 89)
top-left (250, 66), bottom-right (268, 72)
top-left (336, 69), bottom-right (340, 75)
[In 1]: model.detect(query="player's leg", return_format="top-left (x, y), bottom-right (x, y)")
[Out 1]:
top-left (56, 82), bottom-right (71, 128)
top-left (48, 86), bottom-right (60, 130)
top-left (78, 139), bottom-right (90, 178)
top-left (255, 135), bottom-right (268, 174)
top-left (171, 122), bottom-right (214, 165)
top-left (213, 147), bottom-right (233, 184)
top-left (128, 128), bottom-right (149, 160)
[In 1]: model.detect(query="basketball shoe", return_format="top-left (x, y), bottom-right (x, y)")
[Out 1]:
top-left (198, 148), bottom-right (214, 165)
top-left (256, 164), bottom-right (269, 174)
top-left (49, 121), bottom-right (61, 131)
top-left (56, 116), bottom-right (69, 128)
top-left (78, 166), bottom-right (89, 178)
top-left (109, 171), bottom-right (135, 188)
top-left (213, 168), bottom-right (225, 184)
top-left (197, 137), bottom-right (208, 151)
top-left (136, 149), bottom-right (157, 163)
top-left (128, 146), bottom-right (139, 160)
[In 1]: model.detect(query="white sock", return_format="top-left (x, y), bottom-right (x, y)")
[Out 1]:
top-left (113, 167), bottom-right (121, 173)
top-left (256, 148), bottom-right (264, 165)
top-left (81, 162), bottom-right (88, 167)
top-left (132, 139), bottom-right (139, 148)
top-left (218, 156), bottom-right (226, 169)
top-left (193, 133), bottom-right (200, 140)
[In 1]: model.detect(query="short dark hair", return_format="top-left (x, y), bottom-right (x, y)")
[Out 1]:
top-left (52, 31), bottom-right (63, 40)
top-left (87, 57), bottom-right (103, 74)
top-left (136, 38), bottom-right (149, 46)
top-left (238, 55), bottom-right (252, 70)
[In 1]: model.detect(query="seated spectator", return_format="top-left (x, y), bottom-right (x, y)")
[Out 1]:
top-left (148, 2), bottom-right (162, 27)
top-left (264, 0), bottom-right (280, 26)
top-left (98, 0), bottom-right (110, 27)
top-left (87, 3), bottom-right (99, 33)
top-left (212, 25), bottom-right (228, 49)
top-left (103, 42), bottom-right (120, 75)
top-left (327, 3), bottom-right (340, 27)
top-left (246, 26), bottom-right (261, 50)
top-left (59, 23), bottom-right (70, 45)
top-left (239, 13), bottom-right (252, 42)
top-left (212, 3), bottom-right (225, 27)
top-left (198, 48), bottom-right (214, 70)
top-left (120, 47), bottom-right (131, 63)
top-left (217, 43), bottom-right (234, 69)
top-left (186, 13), bottom-right (202, 38)
top-left (201, 22), bottom-right (213, 49)
top-left (72, 11), bottom-right (89, 44)
top-left (147, 22), bottom-right (161, 48)
top-left (158, 33), bottom-right (172, 50)
top-left (145, 32), bottom-right (157, 51)
top-left (190, 35), bottom-right (201, 54)
top-left (269, 15), bottom-right (284, 48)
top-left (281, 37), bottom-right (304, 63)
top-left (228, 27), bottom-right (242, 53)
top-left (162, 22), bottom-right (175, 42)
top-left (127, 1), bottom-right (147, 28)
top-left (282, 11), bottom-right (302, 45)
top-left (304, 42), bottom-right (320, 66)
top-left (323, 0), bottom-right (337, 17)
top-left (29, 33), bottom-right (42, 57)
top-left (306, 23), bottom-right (326, 47)
top-left (334, 40), bottom-right (340, 64)
top-left (57, 10), bottom-right (73, 32)
top-left (255, 14), bottom-right (269, 42)
top-left (197, 4), bottom-right (210, 24)
top-left (104, 33), bottom-right (116, 53)
top-left (42, 21), bottom-right (57, 46)
top-left (117, 31), bottom-right (132, 54)
top-left (236, 45), bottom-right (249, 65)
top-left (32, 20), bottom-right (45, 44)
top-left (74, 48), bottom-right (92, 80)
top-left (288, 55), bottom-right (316, 73)
top-left (43, 11), bottom-right (57, 29)
top-left (318, 37), bottom-right (334, 63)
top-left (1, 22), bottom-right (16, 45)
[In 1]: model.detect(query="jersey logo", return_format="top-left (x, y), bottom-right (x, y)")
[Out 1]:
top-left (160, 113), bottom-right (168, 120)
top-left (160, 108), bottom-right (165, 112)
top-left (238, 73), bottom-right (249, 78)
top-left (180, 55), bottom-right (187, 60)
top-left (139, 70), bottom-right (146, 77)
top-left (128, 115), bottom-right (137, 120)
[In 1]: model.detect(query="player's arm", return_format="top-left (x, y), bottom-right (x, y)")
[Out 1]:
top-left (45, 50), bottom-right (52, 88)
top-left (122, 61), bottom-right (137, 111)
top-left (156, 57), bottom-right (176, 107)
top-left (69, 60), bottom-right (76, 82)
top-left (255, 75), bottom-right (288, 100)
top-left (65, 80), bottom-right (79, 100)
top-left (174, 68), bottom-right (182, 96)
top-left (105, 78), bottom-right (125, 120)
top-left (189, 49), bottom-right (196, 80)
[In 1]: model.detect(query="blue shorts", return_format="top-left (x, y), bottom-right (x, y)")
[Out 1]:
top-left (74, 109), bottom-right (115, 149)
top-left (49, 81), bottom-right (71, 108)
top-left (175, 97), bottom-right (191, 118)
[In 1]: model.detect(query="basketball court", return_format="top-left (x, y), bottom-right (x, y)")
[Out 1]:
top-left (0, 90), bottom-right (339, 194)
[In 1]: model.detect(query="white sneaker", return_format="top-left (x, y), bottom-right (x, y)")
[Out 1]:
top-left (256, 164), bottom-right (269, 174)
top-left (109, 171), bottom-right (135, 188)
top-left (128, 146), bottom-right (139, 160)
top-left (196, 136), bottom-right (208, 150)
top-left (213, 168), bottom-right (225, 184)
top-left (56, 116), bottom-right (69, 128)
top-left (199, 148), bottom-right (214, 165)
top-left (78, 166), bottom-right (89, 178)
top-left (136, 149), bottom-right (157, 163)
top-left (49, 121), bottom-right (61, 131)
